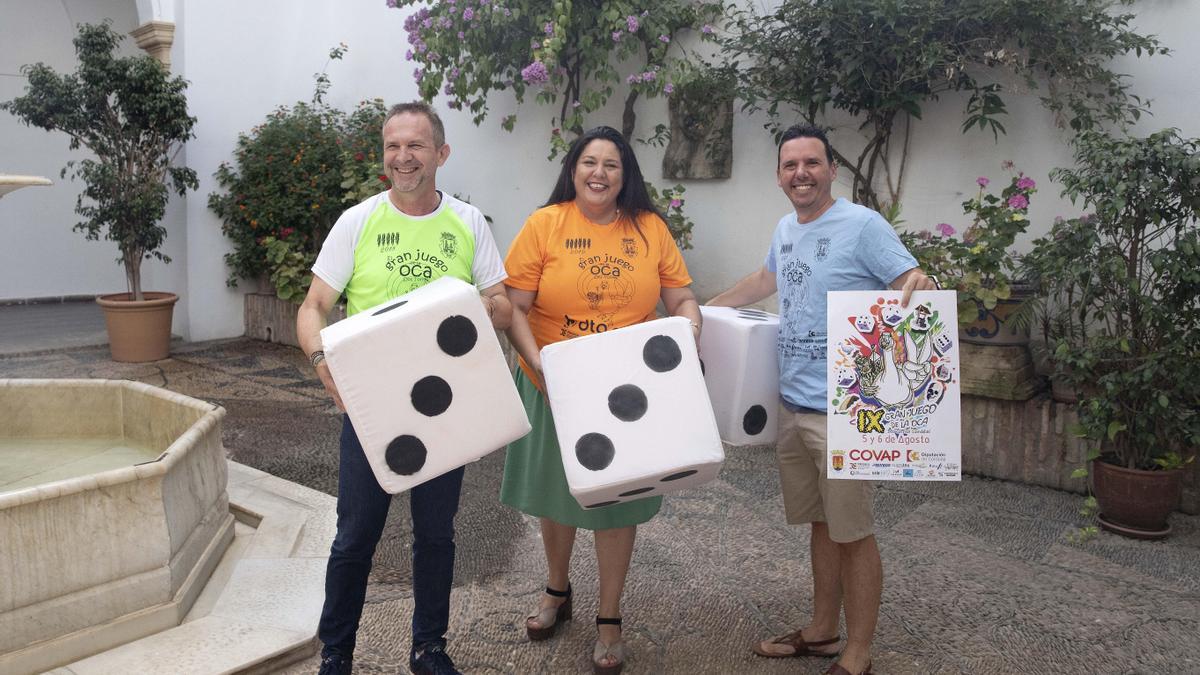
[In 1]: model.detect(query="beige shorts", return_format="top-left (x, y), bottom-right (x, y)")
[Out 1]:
top-left (775, 402), bottom-right (874, 543)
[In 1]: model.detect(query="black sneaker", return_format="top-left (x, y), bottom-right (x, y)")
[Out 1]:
top-left (409, 643), bottom-right (461, 675)
top-left (317, 653), bottom-right (353, 675)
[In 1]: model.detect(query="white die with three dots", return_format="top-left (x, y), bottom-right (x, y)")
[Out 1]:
top-left (698, 306), bottom-right (781, 446)
top-left (540, 316), bottom-right (725, 509)
top-left (321, 276), bottom-right (531, 494)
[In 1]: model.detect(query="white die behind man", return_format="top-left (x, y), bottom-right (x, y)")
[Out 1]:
top-left (698, 305), bottom-right (781, 446)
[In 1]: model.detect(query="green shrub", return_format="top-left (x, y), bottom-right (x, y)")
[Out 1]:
top-left (209, 98), bottom-right (388, 299)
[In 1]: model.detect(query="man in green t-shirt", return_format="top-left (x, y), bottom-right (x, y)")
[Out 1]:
top-left (297, 102), bottom-right (511, 675)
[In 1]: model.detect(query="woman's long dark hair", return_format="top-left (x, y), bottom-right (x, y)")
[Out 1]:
top-left (544, 126), bottom-right (664, 246)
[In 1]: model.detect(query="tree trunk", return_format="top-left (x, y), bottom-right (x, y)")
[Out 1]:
top-left (622, 89), bottom-right (640, 141)
top-left (125, 249), bottom-right (143, 301)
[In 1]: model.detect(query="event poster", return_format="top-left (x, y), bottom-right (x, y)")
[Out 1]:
top-left (826, 290), bottom-right (961, 481)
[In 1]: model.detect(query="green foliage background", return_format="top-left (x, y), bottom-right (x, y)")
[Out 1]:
top-left (209, 98), bottom-right (388, 302)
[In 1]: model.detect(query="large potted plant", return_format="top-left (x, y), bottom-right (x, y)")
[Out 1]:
top-left (1029, 129), bottom-right (1200, 539)
top-left (1, 22), bottom-right (197, 362)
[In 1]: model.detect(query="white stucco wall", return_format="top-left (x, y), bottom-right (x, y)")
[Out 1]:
top-left (2, 0), bottom-right (1197, 340)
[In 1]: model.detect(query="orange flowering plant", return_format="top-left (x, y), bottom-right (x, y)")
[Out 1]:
top-left (209, 46), bottom-right (388, 301)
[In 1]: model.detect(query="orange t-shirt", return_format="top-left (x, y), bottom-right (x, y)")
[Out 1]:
top-left (504, 201), bottom-right (693, 385)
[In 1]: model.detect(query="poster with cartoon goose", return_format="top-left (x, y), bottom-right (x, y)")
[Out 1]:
top-left (826, 290), bottom-right (961, 481)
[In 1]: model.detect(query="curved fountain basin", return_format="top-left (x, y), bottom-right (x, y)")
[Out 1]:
top-left (0, 379), bottom-right (232, 671)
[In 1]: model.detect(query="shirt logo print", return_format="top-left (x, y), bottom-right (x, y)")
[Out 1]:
top-left (377, 232), bottom-right (402, 248)
top-left (565, 238), bottom-right (591, 253)
top-left (439, 231), bottom-right (458, 258)
top-left (815, 237), bottom-right (830, 261)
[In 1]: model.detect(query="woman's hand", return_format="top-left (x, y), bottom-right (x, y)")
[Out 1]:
top-left (661, 285), bottom-right (702, 348)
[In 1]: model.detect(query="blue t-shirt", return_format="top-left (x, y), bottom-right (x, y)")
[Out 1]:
top-left (765, 198), bottom-right (917, 410)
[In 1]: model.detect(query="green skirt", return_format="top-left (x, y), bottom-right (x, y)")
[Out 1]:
top-left (501, 369), bottom-right (662, 529)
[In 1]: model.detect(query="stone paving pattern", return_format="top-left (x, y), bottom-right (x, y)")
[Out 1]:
top-left (3, 338), bottom-right (1198, 674)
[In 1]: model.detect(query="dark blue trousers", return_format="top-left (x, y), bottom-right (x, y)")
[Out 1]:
top-left (318, 416), bottom-right (465, 659)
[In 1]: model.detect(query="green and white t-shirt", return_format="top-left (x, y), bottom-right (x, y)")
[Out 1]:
top-left (313, 191), bottom-right (507, 316)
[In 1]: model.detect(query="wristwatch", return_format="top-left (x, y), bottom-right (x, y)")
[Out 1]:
top-left (309, 350), bottom-right (326, 367)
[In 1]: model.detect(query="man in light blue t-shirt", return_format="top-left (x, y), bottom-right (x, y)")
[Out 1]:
top-left (709, 124), bottom-right (934, 675)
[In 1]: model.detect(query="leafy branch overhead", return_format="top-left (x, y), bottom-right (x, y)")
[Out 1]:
top-left (1, 22), bottom-right (197, 300)
top-left (391, 0), bottom-right (722, 153)
top-left (388, 1), bottom-right (721, 250)
top-left (725, 0), bottom-right (1167, 212)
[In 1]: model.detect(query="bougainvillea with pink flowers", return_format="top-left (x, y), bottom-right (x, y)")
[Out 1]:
top-left (391, 0), bottom-right (722, 156)
top-left (390, 0), bottom-right (721, 248)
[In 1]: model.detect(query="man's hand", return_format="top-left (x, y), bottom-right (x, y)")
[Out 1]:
top-left (481, 283), bottom-right (512, 330)
top-left (315, 360), bottom-right (345, 411)
top-left (708, 266), bottom-right (777, 308)
top-left (298, 276), bottom-right (346, 411)
top-left (891, 268), bottom-right (938, 307)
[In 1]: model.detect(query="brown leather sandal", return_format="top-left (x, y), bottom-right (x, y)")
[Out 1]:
top-left (751, 628), bottom-right (841, 658)
top-left (593, 616), bottom-right (626, 675)
top-left (526, 584), bottom-right (572, 641)
top-left (825, 660), bottom-right (873, 675)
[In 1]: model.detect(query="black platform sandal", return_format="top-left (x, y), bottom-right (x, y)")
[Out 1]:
top-left (526, 584), bottom-right (572, 641)
top-left (593, 616), bottom-right (626, 675)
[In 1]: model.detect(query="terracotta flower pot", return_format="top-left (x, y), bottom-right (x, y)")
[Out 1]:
top-left (96, 292), bottom-right (178, 362)
top-left (1091, 459), bottom-right (1183, 539)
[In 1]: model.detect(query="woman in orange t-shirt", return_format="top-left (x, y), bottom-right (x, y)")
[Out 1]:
top-left (502, 126), bottom-right (702, 675)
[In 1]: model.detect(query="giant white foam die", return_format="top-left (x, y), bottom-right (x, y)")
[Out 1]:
top-left (698, 306), bottom-right (781, 446)
top-left (540, 317), bottom-right (724, 509)
top-left (321, 276), bottom-right (531, 493)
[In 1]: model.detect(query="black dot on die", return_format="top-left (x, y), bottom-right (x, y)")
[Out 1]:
top-left (661, 469), bottom-right (698, 482)
top-left (437, 315), bottom-right (477, 357)
top-left (411, 375), bottom-right (452, 416)
top-left (743, 405), bottom-right (768, 435)
top-left (587, 500), bottom-right (620, 509)
top-left (608, 384), bottom-right (648, 421)
top-left (575, 433), bottom-right (615, 471)
top-left (385, 435), bottom-right (427, 475)
top-left (619, 487), bottom-right (655, 497)
top-left (643, 335), bottom-right (682, 372)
